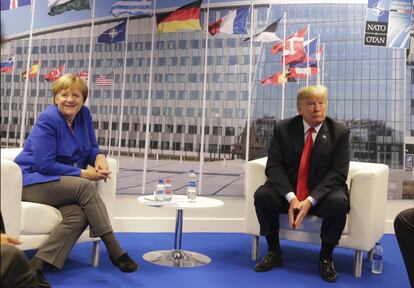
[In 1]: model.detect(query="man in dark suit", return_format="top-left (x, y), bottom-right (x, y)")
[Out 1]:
top-left (1, 213), bottom-right (38, 288)
top-left (254, 85), bottom-right (350, 282)
top-left (394, 208), bottom-right (414, 287)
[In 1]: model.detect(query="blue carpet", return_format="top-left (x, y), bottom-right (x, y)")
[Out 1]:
top-left (33, 233), bottom-right (410, 288)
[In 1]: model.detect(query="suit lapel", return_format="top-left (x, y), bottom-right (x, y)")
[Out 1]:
top-left (310, 122), bottom-right (329, 174)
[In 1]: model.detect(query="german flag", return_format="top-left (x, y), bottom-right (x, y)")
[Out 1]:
top-left (156, 0), bottom-right (202, 33)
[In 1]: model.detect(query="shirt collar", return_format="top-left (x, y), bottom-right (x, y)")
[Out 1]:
top-left (303, 120), bottom-right (323, 135)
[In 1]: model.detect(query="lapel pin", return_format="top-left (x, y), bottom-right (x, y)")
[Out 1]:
top-left (322, 135), bottom-right (327, 139)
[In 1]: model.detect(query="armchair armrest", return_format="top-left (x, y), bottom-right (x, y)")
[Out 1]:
top-left (244, 157), bottom-right (267, 236)
top-left (1, 159), bottom-right (22, 237)
top-left (96, 157), bottom-right (117, 224)
top-left (343, 162), bottom-right (389, 250)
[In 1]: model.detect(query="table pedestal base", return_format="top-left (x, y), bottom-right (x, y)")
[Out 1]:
top-left (143, 249), bottom-right (211, 267)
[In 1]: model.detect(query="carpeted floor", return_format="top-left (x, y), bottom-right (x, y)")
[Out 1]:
top-left (32, 233), bottom-right (410, 288)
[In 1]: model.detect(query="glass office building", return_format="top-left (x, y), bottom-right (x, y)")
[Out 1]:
top-left (1, 2), bottom-right (412, 173)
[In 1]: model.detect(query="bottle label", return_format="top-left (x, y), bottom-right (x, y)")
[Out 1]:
top-left (373, 254), bottom-right (382, 261)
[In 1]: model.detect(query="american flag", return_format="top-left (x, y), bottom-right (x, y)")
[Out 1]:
top-left (96, 72), bottom-right (114, 86)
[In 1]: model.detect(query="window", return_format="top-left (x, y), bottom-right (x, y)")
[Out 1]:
top-left (188, 125), bottom-right (197, 134)
top-left (176, 125), bottom-right (184, 133)
top-left (213, 126), bottom-right (222, 135)
top-left (161, 141), bottom-right (170, 150)
top-left (150, 141), bottom-right (158, 149)
top-left (225, 127), bottom-right (235, 136)
top-left (179, 40), bottom-right (187, 49)
top-left (190, 91), bottom-right (199, 100)
top-left (122, 123), bottom-right (129, 131)
top-left (190, 40), bottom-right (199, 49)
top-left (167, 40), bottom-right (176, 49)
top-left (192, 56), bottom-right (201, 65)
top-left (165, 124), bottom-right (174, 133)
top-left (173, 142), bottom-right (181, 151)
top-left (168, 57), bottom-right (177, 66)
top-left (152, 107), bottom-right (160, 116)
top-left (133, 123), bottom-right (139, 131)
top-left (180, 57), bottom-right (188, 66)
top-left (154, 124), bottom-right (162, 132)
top-left (187, 108), bottom-right (195, 117)
top-left (76, 44), bottom-right (83, 53)
top-left (188, 73), bottom-right (197, 83)
top-left (185, 143), bottom-right (193, 151)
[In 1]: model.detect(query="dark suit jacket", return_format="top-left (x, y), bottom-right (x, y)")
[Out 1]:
top-left (265, 115), bottom-right (350, 202)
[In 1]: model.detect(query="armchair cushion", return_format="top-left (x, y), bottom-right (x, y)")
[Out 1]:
top-left (21, 202), bottom-right (62, 235)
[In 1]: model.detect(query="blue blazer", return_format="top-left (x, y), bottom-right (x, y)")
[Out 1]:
top-left (15, 105), bottom-right (101, 186)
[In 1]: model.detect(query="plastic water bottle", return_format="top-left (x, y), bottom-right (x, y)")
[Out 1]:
top-left (371, 242), bottom-right (383, 274)
top-left (154, 179), bottom-right (165, 202)
top-left (187, 170), bottom-right (197, 202)
top-left (164, 178), bottom-right (173, 201)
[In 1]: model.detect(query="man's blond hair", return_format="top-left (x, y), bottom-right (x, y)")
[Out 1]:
top-left (297, 85), bottom-right (328, 108)
top-left (52, 73), bottom-right (88, 104)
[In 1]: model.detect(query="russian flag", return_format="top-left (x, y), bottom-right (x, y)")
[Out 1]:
top-left (1, 0), bottom-right (31, 11)
top-left (209, 7), bottom-right (250, 36)
top-left (0, 57), bottom-right (14, 73)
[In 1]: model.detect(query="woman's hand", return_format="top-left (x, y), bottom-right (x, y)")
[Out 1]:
top-left (80, 167), bottom-right (111, 181)
top-left (95, 154), bottom-right (108, 171)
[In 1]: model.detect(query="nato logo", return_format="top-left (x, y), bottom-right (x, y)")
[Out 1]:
top-left (367, 0), bottom-right (390, 23)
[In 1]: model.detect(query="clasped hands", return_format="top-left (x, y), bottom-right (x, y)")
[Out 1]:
top-left (80, 154), bottom-right (111, 182)
top-left (288, 198), bottom-right (313, 229)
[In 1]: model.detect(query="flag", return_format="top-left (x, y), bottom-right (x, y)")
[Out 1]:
top-left (0, 57), bottom-right (14, 72)
top-left (208, 7), bottom-right (250, 36)
top-left (96, 72), bottom-right (114, 86)
top-left (271, 26), bottom-right (308, 65)
top-left (291, 37), bottom-right (322, 68)
top-left (243, 16), bottom-right (283, 43)
top-left (261, 71), bottom-right (287, 85)
top-left (1, 0), bottom-right (31, 10)
top-left (156, 0), bottom-right (202, 33)
top-left (111, 0), bottom-right (151, 17)
top-left (97, 21), bottom-right (127, 44)
top-left (22, 63), bottom-right (39, 79)
top-left (45, 65), bottom-right (64, 82)
top-left (48, 0), bottom-right (90, 16)
top-left (288, 67), bottom-right (318, 79)
top-left (77, 71), bottom-right (88, 80)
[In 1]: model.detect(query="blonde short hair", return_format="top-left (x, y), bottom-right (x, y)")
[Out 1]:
top-left (52, 73), bottom-right (88, 104)
top-left (297, 85), bottom-right (328, 108)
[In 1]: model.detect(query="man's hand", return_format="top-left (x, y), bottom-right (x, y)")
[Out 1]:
top-left (288, 198), bottom-right (300, 228)
top-left (80, 167), bottom-right (111, 181)
top-left (293, 199), bottom-right (313, 229)
top-left (1, 234), bottom-right (22, 246)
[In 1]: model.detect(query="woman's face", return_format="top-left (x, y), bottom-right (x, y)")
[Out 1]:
top-left (54, 87), bottom-right (84, 122)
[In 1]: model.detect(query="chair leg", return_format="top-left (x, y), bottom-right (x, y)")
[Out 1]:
top-left (91, 240), bottom-right (100, 267)
top-left (252, 235), bottom-right (259, 261)
top-left (353, 250), bottom-right (363, 278)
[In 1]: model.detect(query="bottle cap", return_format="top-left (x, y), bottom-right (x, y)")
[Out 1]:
top-left (165, 178), bottom-right (171, 183)
top-left (158, 179), bottom-right (164, 183)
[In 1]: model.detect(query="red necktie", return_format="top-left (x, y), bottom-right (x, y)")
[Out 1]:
top-left (296, 127), bottom-right (315, 201)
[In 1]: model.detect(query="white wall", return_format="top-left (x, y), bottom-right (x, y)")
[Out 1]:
top-left (113, 195), bottom-right (413, 234)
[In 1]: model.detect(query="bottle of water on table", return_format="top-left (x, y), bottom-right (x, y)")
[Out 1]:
top-left (154, 179), bottom-right (165, 202)
top-left (371, 242), bottom-right (383, 274)
top-left (164, 178), bottom-right (173, 201)
top-left (187, 170), bottom-right (197, 203)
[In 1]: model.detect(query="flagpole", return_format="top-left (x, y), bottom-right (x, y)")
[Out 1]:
top-left (19, 0), bottom-right (36, 147)
top-left (244, 1), bottom-right (254, 166)
top-left (306, 24), bottom-right (310, 86)
top-left (6, 58), bottom-right (16, 148)
top-left (107, 84), bottom-right (115, 155)
top-left (117, 17), bottom-right (130, 168)
top-left (34, 65), bottom-right (40, 121)
top-left (141, 0), bottom-right (157, 195)
top-left (85, 0), bottom-right (96, 106)
top-left (316, 34), bottom-right (320, 85)
top-left (281, 12), bottom-right (286, 120)
top-left (197, 0), bottom-right (210, 195)
top-left (321, 43), bottom-right (325, 85)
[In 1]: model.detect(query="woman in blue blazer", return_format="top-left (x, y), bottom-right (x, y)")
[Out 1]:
top-left (15, 74), bottom-right (137, 287)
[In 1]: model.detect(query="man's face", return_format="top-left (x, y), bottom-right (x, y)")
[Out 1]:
top-left (297, 95), bottom-right (327, 127)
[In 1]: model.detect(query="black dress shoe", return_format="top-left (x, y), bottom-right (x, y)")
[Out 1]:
top-left (110, 253), bottom-right (138, 273)
top-left (319, 258), bottom-right (337, 282)
top-left (35, 269), bottom-right (52, 288)
top-left (254, 252), bottom-right (283, 272)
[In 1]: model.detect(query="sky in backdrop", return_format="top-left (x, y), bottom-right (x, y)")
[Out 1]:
top-left (0, 0), bottom-right (250, 38)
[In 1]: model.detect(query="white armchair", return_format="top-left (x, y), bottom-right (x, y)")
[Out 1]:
top-left (0, 148), bottom-right (117, 267)
top-left (244, 157), bottom-right (389, 277)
